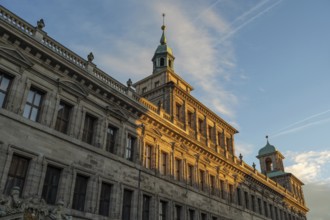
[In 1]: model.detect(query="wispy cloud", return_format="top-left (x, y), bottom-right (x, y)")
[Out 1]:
top-left (271, 110), bottom-right (330, 138)
top-left (216, 0), bottom-right (283, 45)
top-left (66, 0), bottom-right (282, 120)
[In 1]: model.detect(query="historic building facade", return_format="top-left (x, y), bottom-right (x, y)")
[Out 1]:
top-left (0, 6), bottom-right (308, 220)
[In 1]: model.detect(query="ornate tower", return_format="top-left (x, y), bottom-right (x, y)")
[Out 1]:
top-left (257, 136), bottom-right (285, 175)
top-left (134, 14), bottom-right (193, 115)
top-left (151, 13), bottom-right (175, 74)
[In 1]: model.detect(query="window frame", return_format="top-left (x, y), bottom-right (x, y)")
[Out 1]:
top-left (4, 154), bottom-right (30, 196)
top-left (82, 113), bottom-right (97, 145)
top-left (23, 86), bottom-right (44, 122)
top-left (142, 194), bottom-right (151, 220)
top-left (99, 182), bottom-right (112, 216)
top-left (122, 189), bottom-right (133, 220)
top-left (72, 174), bottom-right (89, 211)
top-left (55, 101), bottom-right (72, 134)
top-left (106, 125), bottom-right (118, 153)
top-left (174, 158), bottom-right (182, 181)
top-left (0, 71), bottom-right (13, 108)
top-left (125, 134), bottom-right (136, 161)
top-left (145, 144), bottom-right (153, 169)
top-left (41, 165), bottom-right (62, 205)
top-left (160, 151), bottom-right (168, 175)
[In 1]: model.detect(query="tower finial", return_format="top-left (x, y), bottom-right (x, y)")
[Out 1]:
top-left (160, 13), bottom-right (167, 45)
top-left (162, 13), bottom-right (165, 26)
top-left (266, 135), bottom-right (269, 144)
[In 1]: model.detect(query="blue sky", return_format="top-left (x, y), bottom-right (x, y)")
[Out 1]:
top-left (2, 0), bottom-right (330, 219)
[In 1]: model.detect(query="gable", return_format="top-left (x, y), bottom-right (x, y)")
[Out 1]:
top-left (0, 44), bottom-right (33, 68)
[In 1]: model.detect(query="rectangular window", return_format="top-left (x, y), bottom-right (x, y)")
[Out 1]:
top-left (82, 114), bottom-right (96, 144)
top-left (122, 189), bottom-right (133, 220)
top-left (72, 174), bottom-right (88, 211)
top-left (210, 175), bottom-right (216, 195)
top-left (188, 209), bottom-right (195, 220)
top-left (125, 134), bottom-right (136, 161)
top-left (187, 111), bottom-right (193, 128)
top-left (142, 87), bottom-right (147, 94)
top-left (226, 137), bottom-right (233, 154)
top-left (154, 81), bottom-right (160, 88)
top-left (199, 170), bottom-right (205, 190)
top-left (237, 188), bottom-right (242, 206)
top-left (198, 118), bottom-right (204, 134)
top-left (229, 184), bottom-right (234, 203)
top-left (23, 87), bottom-right (44, 122)
top-left (217, 131), bottom-right (224, 148)
top-left (142, 195), bottom-right (151, 220)
top-left (99, 182), bottom-right (112, 216)
top-left (174, 158), bottom-right (182, 181)
top-left (201, 213), bottom-right (207, 220)
top-left (258, 198), bottom-right (262, 214)
top-left (264, 201), bottom-right (268, 217)
top-left (42, 166), bottom-right (61, 205)
top-left (145, 145), bottom-right (152, 169)
top-left (274, 207), bottom-right (278, 220)
top-left (4, 155), bottom-right (29, 196)
top-left (174, 205), bottom-right (182, 220)
top-left (208, 125), bottom-right (213, 141)
top-left (106, 125), bottom-right (117, 153)
top-left (55, 101), bottom-right (72, 134)
top-left (0, 72), bottom-right (12, 108)
top-left (159, 200), bottom-right (167, 220)
top-left (251, 195), bottom-right (256, 212)
top-left (160, 151), bottom-right (168, 175)
top-left (212, 217), bottom-right (218, 220)
top-left (244, 191), bottom-right (249, 209)
top-left (269, 204), bottom-right (273, 219)
top-left (220, 180), bottom-right (225, 199)
top-left (175, 103), bottom-right (183, 122)
top-left (187, 164), bottom-right (194, 186)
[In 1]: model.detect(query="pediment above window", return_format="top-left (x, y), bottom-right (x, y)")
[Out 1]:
top-left (106, 105), bottom-right (129, 121)
top-left (58, 79), bottom-right (89, 98)
top-left (0, 44), bottom-right (33, 68)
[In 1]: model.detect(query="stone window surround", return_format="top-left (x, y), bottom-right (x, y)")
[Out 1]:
top-left (0, 146), bottom-right (38, 198)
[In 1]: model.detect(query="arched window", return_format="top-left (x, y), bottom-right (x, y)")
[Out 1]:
top-left (265, 158), bottom-right (273, 172)
top-left (160, 58), bottom-right (165, 66)
top-left (168, 59), bottom-right (172, 68)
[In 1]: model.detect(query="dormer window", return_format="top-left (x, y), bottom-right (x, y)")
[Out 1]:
top-left (160, 57), bottom-right (165, 66)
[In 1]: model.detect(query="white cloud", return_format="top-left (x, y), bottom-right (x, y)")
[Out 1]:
top-left (285, 150), bottom-right (330, 184)
top-left (234, 141), bottom-right (255, 158)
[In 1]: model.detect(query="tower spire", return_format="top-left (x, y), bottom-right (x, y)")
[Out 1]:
top-left (160, 13), bottom-right (167, 45)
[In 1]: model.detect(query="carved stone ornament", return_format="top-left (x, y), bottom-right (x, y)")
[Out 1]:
top-left (0, 187), bottom-right (71, 219)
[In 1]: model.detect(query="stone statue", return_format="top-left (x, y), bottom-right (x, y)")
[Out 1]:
top-left (37, 19), bottom-right (45, 30)
top-left (87, 52), bottom-right (94, 62)
top-left (0, 186), bottom-right (24, 216)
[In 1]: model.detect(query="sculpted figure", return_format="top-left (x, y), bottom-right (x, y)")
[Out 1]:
top-left (0, 186), bottom-right (24, 216)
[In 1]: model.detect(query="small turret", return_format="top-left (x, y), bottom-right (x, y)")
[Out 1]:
top-left (151, 13), bottom-right (175, 74)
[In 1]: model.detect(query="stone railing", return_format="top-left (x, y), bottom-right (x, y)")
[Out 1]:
top-left (139, 97), bottom-right (158, 112)
top-left (92, 68), bottom-right (127, 94)
top-left (41, 35), bottom-right (87, 69)
top-left (0, 6), bottom-right (35, 36)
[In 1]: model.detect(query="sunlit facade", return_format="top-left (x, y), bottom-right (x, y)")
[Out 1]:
top-left (0, 6), bottom-right (308, 220)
